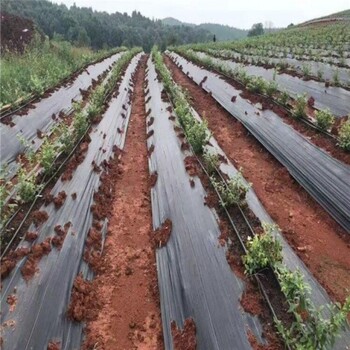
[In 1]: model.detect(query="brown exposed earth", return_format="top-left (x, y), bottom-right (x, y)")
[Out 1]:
top-left (82, 55), bottom-right (163, 350)
top-left (0, 12), bottom-right (36, 54)
top-left (164, 54), bottom-right (350, 304)
top-left (171, 318), bottom-right (197, 350)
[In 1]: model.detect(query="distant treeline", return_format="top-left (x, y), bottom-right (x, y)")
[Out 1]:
top-left (1, 0), bottom-right (212, 51)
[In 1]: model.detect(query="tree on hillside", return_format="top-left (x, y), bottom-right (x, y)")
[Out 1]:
top-left (247, 23), bottom-right (264, 37)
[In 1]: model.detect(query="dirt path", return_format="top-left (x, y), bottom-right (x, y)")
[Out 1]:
top-left (83, 55), bottom-right (163, 350)
top-left (164, 55), bottom-right (350, 304)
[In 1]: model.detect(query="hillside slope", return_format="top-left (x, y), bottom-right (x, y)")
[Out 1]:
top-left (162, 17), bottom-right (248, 40)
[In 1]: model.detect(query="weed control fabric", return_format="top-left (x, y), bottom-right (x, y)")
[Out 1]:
top-left (0, 54), bottom-right (142, 350)
top-left (169, 52), bottom-right (350, 233)
top-left (196, 51), bottom-right (350, 118)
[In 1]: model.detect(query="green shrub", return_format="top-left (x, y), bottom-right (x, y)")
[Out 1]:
top-left (39, 139), bottom-right (57, 174)
top-left (247, 76), bottom-right (266, 94)
top-left (203, 151), bottom-right (220, 174)
top-left (315, 109), bottom-right (335, 131)
top-left (293, 94), bottom-right (307, 118)
top-left (339, 120), bottom-right (350, 151)
top-left (17, 168), bottom-right (38, 203)
top-left (187, 121), bottom-right (209, 154)
top-left (243, 223), bottom-right (283, 275)
top-left (211, 169), bottom-right (251, 208)
top-left (278, 91), bottom-right (290, 106)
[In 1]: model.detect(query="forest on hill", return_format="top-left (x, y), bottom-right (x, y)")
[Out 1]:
top-left (1, 0), bottom-right (212, 51)
top-left (162, 17), bottom-right (249, 40)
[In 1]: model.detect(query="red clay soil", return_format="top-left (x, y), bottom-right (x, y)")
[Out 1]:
top-left (67, 274), bottom-right (99, 322)
top-left (0, 12), bottom-right (35, 54)
top-left (164, 55), bottom-right (350, 304)
top-left (82, 55), bottom-right (163, 350)
top-left (171, 318), bottom-right (197, 350)
top-left (152, 219), bottom-right (172, 248)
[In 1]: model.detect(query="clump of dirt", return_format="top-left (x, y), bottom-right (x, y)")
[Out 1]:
top-left (148, 144), bottom-right (155, 156)
top-left (51, 222), bottom-right (71, 250)
top-left (71, 192), bottom-right (77, 200)
top-left (61, 140), bottom-right (90, 182)
top-left (149, 171), bottom-right (158, 187)
top-left (147, 117), bottom-right (155, 127)
top-left (21, 237), bottom-right (52, 281)
top-left (67, 274), bottom-right (99, 322)
top-left (25, 231), bottom-right (38, 242)
top-left (47, 341), bottom-right (60, 350)
top-left (153, 219), bottom-right (172, 248)
top-left (0, 12), bottom-right (35, 54)
top-left (83, 228), bottom-right (102, 273)
top-left (6, 294), bottom-right (17, 312)
top-left (1, 247), bottom-right (31, 279)
top-left (184, 156), bottom-right (199, 177)
top-left (240, 285), bottom-right (264, 316)
top-left (32, 210), bottom-right (49, 226)
top-left (147, 130), bottom-right (154, 138)
top-left (204, 193), bottom-right (218, 208)
top-left (53, 191), bottom-right (67, 209)
top-left (171, 318), bottom-right (197, 350)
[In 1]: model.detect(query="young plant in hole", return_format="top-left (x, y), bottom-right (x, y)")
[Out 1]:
top-left (293, 94), bottom-right (307, 119)
top-left (17, 134), bottom-right (36, 165)
top-left (211, 169), bottom-right (251, 208)
top-left (16, 168), bottom-right (39, 203)
top-left (332, 69), bottom-right (340, 86)
top-left (246, 76), bottom-right (266, 94)
top-left (301, 64), bottom-right (311, 77)
top-left (39, 138), bottom-right (57, 175)
top-left (243, 223), bottom-right (283, 275)
top-left (315, 109), bottom-right (335, 131)
top-left (339, 120), bottom-right (350, 151)
top-left (203, 150), bottom-right (220, 175)
top-left (317, 69), bottom-right (324, 80)
top-left (56, 123), bottom-right (74, 154)
top-left (265, 81), bottom-right (278, 97)
top-left (278, 90), bottom-right (290, 107)
top-left (187, 120), bottom-right (209, 154)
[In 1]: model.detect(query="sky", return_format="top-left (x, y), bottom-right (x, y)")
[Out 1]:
top-left (51, 0), bottom-right (350, 29)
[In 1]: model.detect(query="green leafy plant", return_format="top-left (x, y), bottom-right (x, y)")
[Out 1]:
top-left (339, 120), bottom-right (350, 151)
top-left (293, 94), bottom-right (307, 118)
top-left (243, 223), bottom-right (283, 275)
top-left (203, 150), bottom-right (220, 175)
top-left (247, 76), bottom-right (266, 94)
top-left (187, 121), bottom-right (209, 154)
top-left (17, 168), bottom-right (38, 203)
top-left (211, 169), bottom-right (251, 208)
top-left (333, 69), bottom-right (340, 86)
top-left (315, 109), bottom-right (335, 131)
top-left (39, 139), bottom-right (57, 174)
top-left (278, 90), bottom-right (290, 107)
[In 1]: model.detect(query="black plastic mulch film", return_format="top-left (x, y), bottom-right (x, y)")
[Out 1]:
top-left (195, 51), bottom-right (350, 118)
top-left (169, 52), bottom-right (350, 234)
top-left (0, 52), bottom-right (123, 177)
top-left (145, 57), bottom-right (267, 349)
top-left (208, 49), bottom-right (350, 90)
top-left (0, 53), bottom-right (142, 350)
top-left (190, 109), bottom-right (350, 349)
